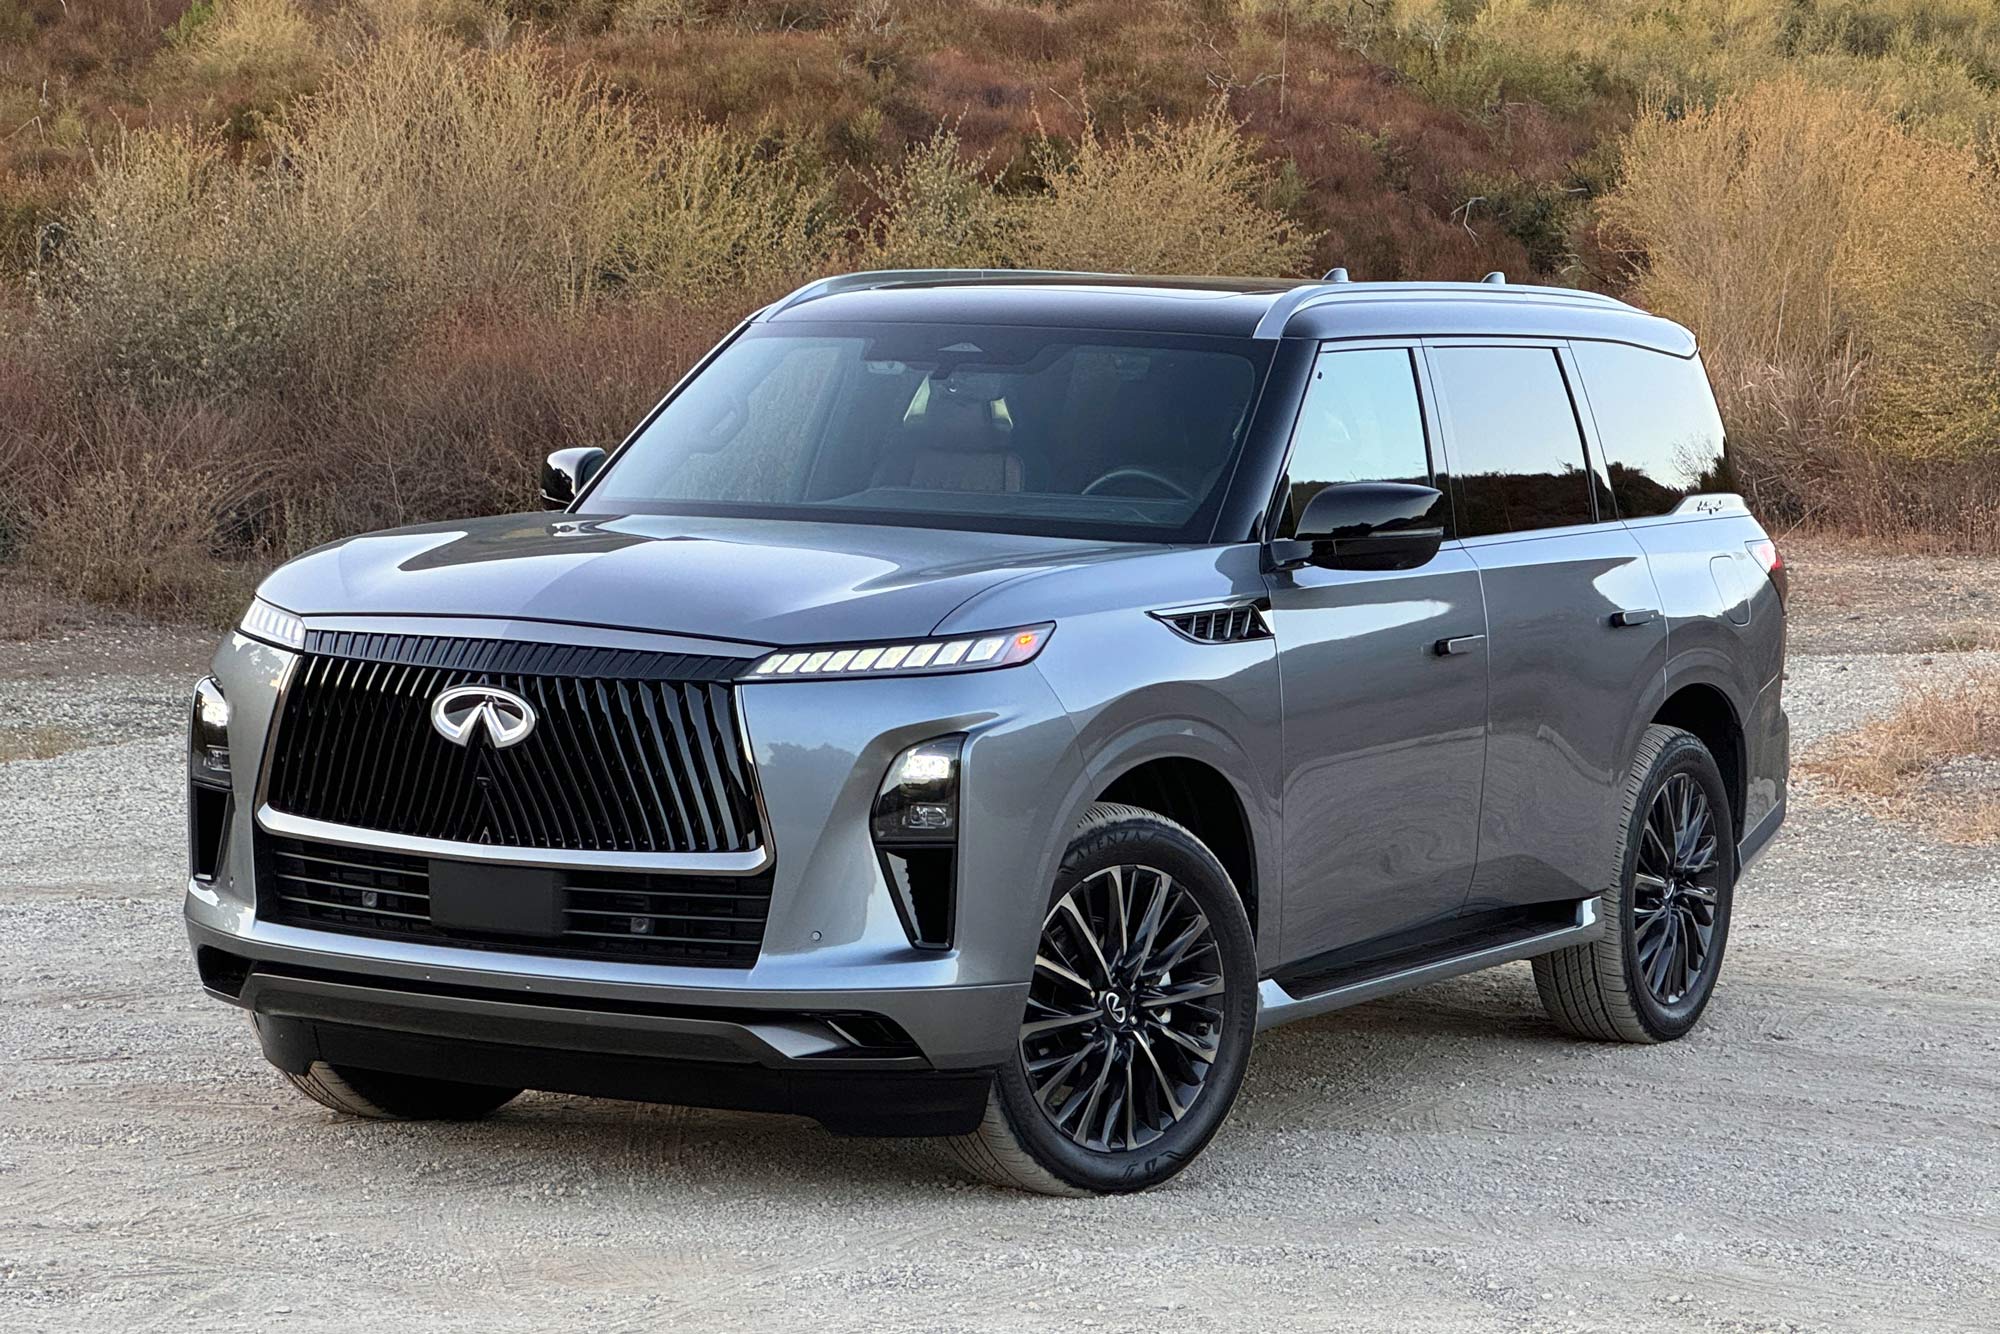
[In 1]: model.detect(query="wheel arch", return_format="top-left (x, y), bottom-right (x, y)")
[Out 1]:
top-left (1093, 756), bottom-right (1259, 940)
top-left (1039, 719), bottom-right (1277, 962)
top-left (1652, 680), bottom-right (1747, 841)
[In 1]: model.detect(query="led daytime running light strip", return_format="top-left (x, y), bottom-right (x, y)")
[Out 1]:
top-left (748, 624), bottom-right (1052, 680)
top-left (240, 598), bottom-right (306, 650)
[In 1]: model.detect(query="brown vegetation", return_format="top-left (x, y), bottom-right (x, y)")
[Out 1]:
top-left (1803, 670), bottom-right (2000, 844)
top-left (1, 1), bottom-right (1998, 621)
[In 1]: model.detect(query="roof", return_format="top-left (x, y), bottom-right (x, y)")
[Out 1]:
top-left (754, 269), bottom-right (1697, 357)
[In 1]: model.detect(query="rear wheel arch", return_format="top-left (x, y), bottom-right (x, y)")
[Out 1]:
top-left (1652, 682), bottom-right (1746, 845)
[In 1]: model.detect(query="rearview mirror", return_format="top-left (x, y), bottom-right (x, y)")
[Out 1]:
top-left (541, 447), bottom-right (607, 510)
top-left (1271, 481), bottom-right (1446, 572)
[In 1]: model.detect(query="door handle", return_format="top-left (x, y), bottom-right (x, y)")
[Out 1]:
top-left (1433, 634), bottom-right (1485, 656)
top-left (1610, 608), bottom-right (1659, 628)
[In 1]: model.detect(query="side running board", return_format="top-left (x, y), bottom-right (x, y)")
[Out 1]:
top-left (1256, 898), bottom-right (1602, 1032)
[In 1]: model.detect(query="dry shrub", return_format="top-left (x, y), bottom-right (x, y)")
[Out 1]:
top-left (864, 127), bottom-right (1021, 270)
top-left (23, 400), bottom-right (265, 618)
top-left (1604, 76), bottom-right (2000, 547)
top-left (630, 119), bottom-right (852, 301)
top-left (1339, 0), bottom-right (2000, 139)
top-left (1803, 670), bottom-right (2000, 844)
top-left (275, 30), bottom-right (651, 313)
top-left (31, 126), bottom-right (407, 401)
top-left (176, 0), bottom-right (327, 94)
top-left (1019, 103), bottom-right (1318, 276)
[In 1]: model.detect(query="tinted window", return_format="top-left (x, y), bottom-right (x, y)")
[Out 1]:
top-left (1279, 348), bottom-right (1433, 536)
top-left (585, 323), bottom-right (1269, 543)
top-left (1572, 342), bottom-right (1734, 518)
top-left (1430, 346), bottom-right (1596, 537)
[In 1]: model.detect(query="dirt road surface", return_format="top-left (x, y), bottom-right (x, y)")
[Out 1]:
top-left (2, 542), bottom-right (1995, 1332)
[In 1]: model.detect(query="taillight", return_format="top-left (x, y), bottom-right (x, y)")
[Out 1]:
top-left (1746, 538), bottom-right (1786, 605)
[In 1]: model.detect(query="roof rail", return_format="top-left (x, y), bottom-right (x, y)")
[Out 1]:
top-left (1251, 277), bottom-right (1629, 339)
top-left (762, 268), bottom-right (1122, 319)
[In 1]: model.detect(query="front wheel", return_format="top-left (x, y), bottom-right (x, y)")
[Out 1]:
top-left (948, 803), bottom-right (1258, 1195)
top-left (1535, 724), bottom-right (1737, 1043)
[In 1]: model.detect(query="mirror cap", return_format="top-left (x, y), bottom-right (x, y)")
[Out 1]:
top-left (1279, 481), bottom-right (1447, 572)
top-left (541, 447), bottom-right (607, 510)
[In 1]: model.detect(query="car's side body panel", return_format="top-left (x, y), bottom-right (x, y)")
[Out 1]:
top-left (1457, 523), bottom-right (1670, 909)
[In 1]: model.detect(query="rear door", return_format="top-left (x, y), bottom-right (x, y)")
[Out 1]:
top-left (1424, 341), bottom-right (1668, 912)
top-left (1264, 345), bottom-right (1490, 961)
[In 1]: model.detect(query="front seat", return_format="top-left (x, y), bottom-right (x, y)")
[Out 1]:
top-left (872, 384), bottom-right (1025, 493)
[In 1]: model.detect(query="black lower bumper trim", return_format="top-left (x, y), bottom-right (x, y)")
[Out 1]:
top-left (255, 1015), bottom-right (991, 1136)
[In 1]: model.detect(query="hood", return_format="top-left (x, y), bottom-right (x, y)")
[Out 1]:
top-left (258, 512), bottom-right (1147, 647)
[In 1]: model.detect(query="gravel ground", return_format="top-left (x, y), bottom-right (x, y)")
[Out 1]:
top-left (1, 542), bottom-right (1996, 1332)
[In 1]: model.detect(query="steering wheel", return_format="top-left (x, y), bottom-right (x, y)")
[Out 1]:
top-left (1081, 466), bottom-right (1194, 501)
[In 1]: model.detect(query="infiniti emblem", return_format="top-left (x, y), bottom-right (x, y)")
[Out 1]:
top-left (430, 685), bottom-right (538, 750)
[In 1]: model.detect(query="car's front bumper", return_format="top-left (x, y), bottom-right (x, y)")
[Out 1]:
top-left (184, 617), bottom-right (1095, 1130)
top-left (190, 920), bottom-right (1015, 1134)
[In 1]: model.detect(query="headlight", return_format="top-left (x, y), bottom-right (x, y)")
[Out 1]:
top-left (239, 597), bottom-right (305, 650)
top-left (189, 677), bottom-right (232, 788)
top-left (746, 623), bottom-right (1051, 681)
top-left (872, 736), bottom-right (963, 949)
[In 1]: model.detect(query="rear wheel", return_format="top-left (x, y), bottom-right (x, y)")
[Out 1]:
top-left (948, 803), bottom-right (1258, 1195)
top-left (283, 1063), bottom-right (522, 1121)
top-left (1535, 724), bottom-right (1736, 1043)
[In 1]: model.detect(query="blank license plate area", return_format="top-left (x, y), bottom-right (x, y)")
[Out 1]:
top-left (429, 860), bottom-right (564, 937)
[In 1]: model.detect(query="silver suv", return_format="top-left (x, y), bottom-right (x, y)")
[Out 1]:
top-left (185, 270), bottom-right (1789, 1195)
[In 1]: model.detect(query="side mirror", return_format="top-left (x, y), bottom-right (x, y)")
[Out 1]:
top-left (541, 447), bottom-right (607, 510)
top-left (1271, 481), bottom-right (1446, 572)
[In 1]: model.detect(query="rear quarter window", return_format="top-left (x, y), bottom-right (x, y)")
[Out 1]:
top-left (1572, 342), bottom-right (1736, 519)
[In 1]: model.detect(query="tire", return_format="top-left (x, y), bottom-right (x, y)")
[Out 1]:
top-left (948, 802), bottom-right (1258, 1195)
top-left (283, 1063), bottom-right (522, 1121)
top-left (1534, 724), bottom-right (1736, 1044)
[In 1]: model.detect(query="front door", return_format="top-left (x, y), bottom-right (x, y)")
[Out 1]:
top-left (1265, 346), bottom-right (1489, 963)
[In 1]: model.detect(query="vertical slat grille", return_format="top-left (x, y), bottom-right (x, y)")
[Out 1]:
top-left (265, 636), bottom-right (762, 854)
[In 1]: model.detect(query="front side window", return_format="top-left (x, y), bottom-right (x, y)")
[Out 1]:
top-left (1278, 347), bottom-right (1436, 537)
top-left (1429, 345), bottom-right (1597, 537)
top-left (1571, 341), bottom-right (1735, 518)
top-left (583, 323), bottom-right (1271, 543)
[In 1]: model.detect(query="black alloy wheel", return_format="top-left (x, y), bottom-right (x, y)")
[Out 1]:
top-left (1021, 863), bottom-right (1228, 1152)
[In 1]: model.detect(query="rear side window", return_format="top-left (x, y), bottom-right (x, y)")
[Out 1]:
top-left (1429, 346), bottom-right (1596, 537)
top-left (1571, 342), bottom-right (1735, 518)
top-left (1278, 348), bottom-right (1434, 537)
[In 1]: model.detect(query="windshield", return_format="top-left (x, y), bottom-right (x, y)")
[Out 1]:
top-left (582, 322), bottom-right (1272, 542)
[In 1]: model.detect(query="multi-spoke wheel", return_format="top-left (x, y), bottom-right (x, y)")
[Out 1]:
top-left (949, 803), bottom-right (1257, 1195)
top-left (1632, 772), bottom-right (1722, 1005)
top-left (1535, 725), bottom-right (1737, 1043)
top-left (1023, 864), bottom-right (1226, 1152)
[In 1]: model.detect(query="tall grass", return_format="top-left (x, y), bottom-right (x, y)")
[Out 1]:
top-left (1604, 76), bottom-right (2000, 546)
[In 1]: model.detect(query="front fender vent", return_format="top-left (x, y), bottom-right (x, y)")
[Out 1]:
top-left (1153, 602), bottom-right (1272, 644)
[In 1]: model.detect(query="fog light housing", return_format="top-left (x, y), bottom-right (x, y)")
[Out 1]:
top-left (872, 736), bottom-right (962, 949)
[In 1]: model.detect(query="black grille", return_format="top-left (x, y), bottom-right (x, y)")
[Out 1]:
top-left (1159, 604), bottom-right (1271, 644)
top-left (263, 836), bottom-right (772, 967)
top-left (267, 634), bottom-right (762, 854)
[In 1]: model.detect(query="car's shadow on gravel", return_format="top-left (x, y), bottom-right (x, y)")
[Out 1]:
top-left (260, 967), bottom-right (1600, 1200)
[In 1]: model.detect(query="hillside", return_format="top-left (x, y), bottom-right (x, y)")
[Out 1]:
top-left (3, 0), bottom-right (1998, 617)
